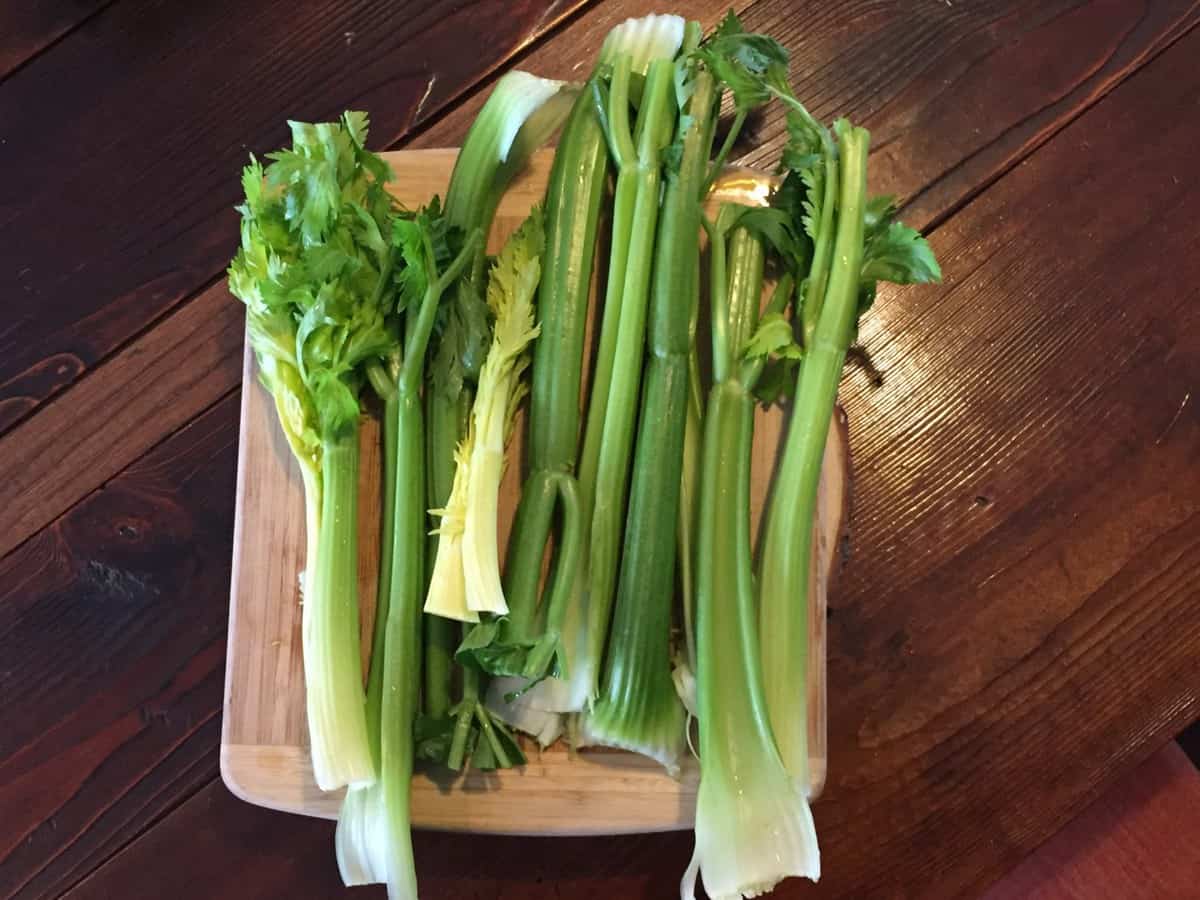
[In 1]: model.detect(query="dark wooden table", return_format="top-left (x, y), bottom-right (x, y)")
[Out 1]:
top-left (3, 1), bottom-right (1199, 898)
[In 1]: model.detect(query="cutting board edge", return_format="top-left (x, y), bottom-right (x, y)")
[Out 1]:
top-left (220, 742), bottom-right (705, 835)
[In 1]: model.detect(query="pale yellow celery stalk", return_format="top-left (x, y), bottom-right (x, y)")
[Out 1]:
top-left (424, 210), bottom-right (544, 620)
top-left (424, 440), bottom-right (477, 623)
top-left (462, 209), bottom-right (543, 614)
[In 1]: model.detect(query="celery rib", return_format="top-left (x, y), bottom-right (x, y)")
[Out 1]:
top-left (586, 62), bottom-right (717, 769)
top-left (305, 425), bottom-right (375, 791)
top-left (758, 125), bottom-right (868, 783)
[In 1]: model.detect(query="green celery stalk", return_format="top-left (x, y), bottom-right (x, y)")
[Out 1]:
top-left (584, 49), bottom-right (718, 770)
top-left (684, 219), bottom-right (820, 899)
top-left (757, 117), bottom-right (941, 783)
top-left (336, 208), bottom-right (480, 893)
top-left (573, 52), bottom-right (679, 703)
top-left (464, 15), bottom-right (685, 727)
top-left (758, 124), bottom-right (867, 784)
top-left (363, 386), bottom-right (424, 898)
top-left (684, 383), bottom-right (819, 900)
top-left (229, 112), bottom-right (398, 793)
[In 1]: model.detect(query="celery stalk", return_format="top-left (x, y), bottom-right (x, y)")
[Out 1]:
top-left (685, 219), bottom-right (820, 899)
top-left (684, 382), bottom-right (819, 900)
top-left (757, 125), bottom-right (869, 783)
top-left (585, 51), bottom-right (717, 770)
top-left (467, 15), bottom-right (685, 728)
top-left (336, 205), bottom-right (480, 895)
top-left (229, 112), bottom-right (398, 793)
top-left (304, 424), bottom-right (374, 790)
top-left (574, 53), bottom-right (679, 703)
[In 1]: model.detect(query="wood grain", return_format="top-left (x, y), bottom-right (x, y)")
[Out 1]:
top-left (0, 0), bottom-right (112, 79)
top-left (982, 743), bottom-right (1200, 900)
top-left (3, 1), bottom-right (1199, 898)
top-left (0, 0), bottom-right (593, 436)
top-left (811, 26), bottom-right (1200, 899)
top-left (0, 296), bottom-right (244, 560)
top-left (733, 0), bottom-right (1200, 230)
top-left (7, 0), bottom-right (1192, 564)
top-left (60, 746), bottom-right (1200, 900)
top-left (222, 148), bottom-right (840, 826)
top-left (0, 395), bottom-right (239, 900)
top-left (197, 18), bottom-right (1199, 900)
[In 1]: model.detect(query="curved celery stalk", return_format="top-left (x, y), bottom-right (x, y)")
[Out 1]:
top-left (444, 71), bottom-right (575, 245)
top-left (585, 51), bottom-right (717, 770)
top-left (480, 83), bottom-right (609, 713)
top-left (758, 125), bottom-right (867, 784)
top-left (759, 119), bottom-right (940, 784)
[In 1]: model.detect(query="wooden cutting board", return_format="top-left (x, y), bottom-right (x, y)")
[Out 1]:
top-left (221, 147), bottom-right (842, 834)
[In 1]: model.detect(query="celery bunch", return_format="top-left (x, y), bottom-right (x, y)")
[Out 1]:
top-left (228, 11), bottom-right (941, 900)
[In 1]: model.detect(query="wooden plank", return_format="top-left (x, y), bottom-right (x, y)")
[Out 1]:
top-left (5, 1), bottom-right (1199, 897)
top-left (0, 395), bottom-right (239, 900)
top-left (0, 0), bottom-right (593, 436)
top-left (10, 721), bottom-right (221, 900)
top-left (6, 0), bottom-right (1194, 562)
top-left (0, 296), bottom-right (243, 560)
top-left (732, 0), bottom-right (1200, 230)
top-left (982, 744), bottom-right (1200, 900)
top-left (0, 0), bottom-right (112, 79)
top-left (65, 18), bottom-right (1200, 900)
top-left (58, 747), bottom-right (1200, 900)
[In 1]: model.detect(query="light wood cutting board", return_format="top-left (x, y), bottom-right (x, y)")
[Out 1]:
top-left (221, 147), bottom-right (840, 834)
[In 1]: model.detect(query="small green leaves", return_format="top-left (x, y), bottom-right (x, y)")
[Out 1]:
top-left (743, 312), bottom-right (804, 407)
top-left (486, 206), bottom-right (544, 324)
top-left (853, 194), bottom-right (942, 319)
top-left (743, 312), bottom-right (803, 362)
top-left (394, 197), bottom-right (452, 313)
top-left (455, 619), bottom-right (528, 675)
top-left (695, 17), bottom-right (789, 114)
top-left (710, 9), bottom-right (744, 41)
top-left (862, 219), bottom-right (942, 286)
top-left (229, 110), bottom-right (397, 445)
top-left (781, 109), bottom-right (824, 173)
